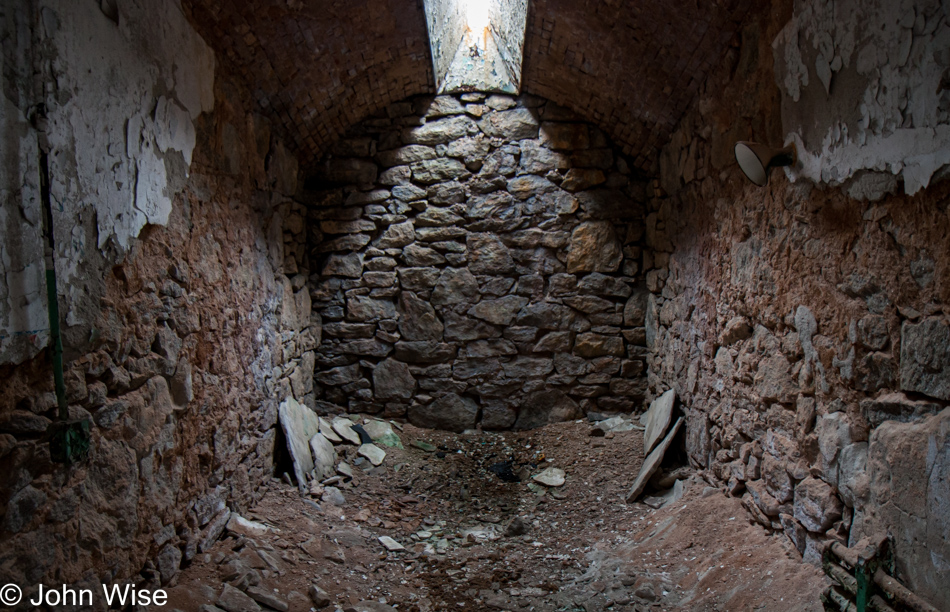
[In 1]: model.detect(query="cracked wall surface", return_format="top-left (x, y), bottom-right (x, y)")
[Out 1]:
top-left (0, 1), bottom-right (315, 595)
top-left (649, 1), bottom-right (950, 607)
top-left (775, 0), bottom-right (950, 195)
top-left (1, 0), bottom-right (215, 366)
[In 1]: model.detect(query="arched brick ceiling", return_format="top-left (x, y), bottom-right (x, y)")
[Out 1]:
top-left (182, 0), bottom-right (758, 173)
top-left (181, 0), bottom-right (434, 165)
top-left (522, 0), bottom-right (758, 172)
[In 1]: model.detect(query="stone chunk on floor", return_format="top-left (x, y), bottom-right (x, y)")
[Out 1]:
top-left (643, 389), bottom-right (676, 455)
top-left (277, 398), bottom-right (320, 491)
top-left (627, 416), bottom-right (684, 503)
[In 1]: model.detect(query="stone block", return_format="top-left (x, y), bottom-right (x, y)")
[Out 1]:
top-left (408, 393), bottom-right (477, 433)
top-left (397, 292), bottom-right (443, 341)
top-left (514, 389), bottom-right (581, 430)
top-left (540, 122), bottom-right (589, 150)
top-left (900, 318), bottom-right (950, 400)
top-left (567, 221), bottom-right (622, 273)
top-left (793, 477), bottom-right (842, 533)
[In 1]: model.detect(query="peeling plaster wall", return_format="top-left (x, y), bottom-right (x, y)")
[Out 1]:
top-left (489, 0), bottom-right (528, 90)
top-left (41, 0), bottom-right (214, 355)
top-left (775, 0), bottom-right (950, 195)
top-left (2, 0), bottom-right (215, 366)
top-left (0, 0), bottom-right (314, 594)
top-left (0, 2), bottom-right (46, 364)
top-left (651, 1), bottom-right (950, 607)
top-left (423, 0), bottom-right (467, 92)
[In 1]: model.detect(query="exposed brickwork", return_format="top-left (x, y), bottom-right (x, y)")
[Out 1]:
top-left (182, 0), bottom-right (758, 173)
top-left (181, 0), bottom-right (434, 168)
top-left (522, 0), bottom-right (759, 172)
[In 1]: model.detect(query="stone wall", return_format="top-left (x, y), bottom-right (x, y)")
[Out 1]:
top-left (302, 93), bottom-right (650, 432)
top-left (0, 2), bottom-right (312, 594)
top-left (648, 1), bottom-right (950, 607)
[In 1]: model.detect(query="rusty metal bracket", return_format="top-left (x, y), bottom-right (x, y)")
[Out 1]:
top-left (821, 536), bottom-right (939, 612)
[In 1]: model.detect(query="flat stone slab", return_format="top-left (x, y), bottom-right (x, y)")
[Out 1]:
top-left (378, 535), bottom-right (405, 551)
top-left (532, 467), bottom-right (566, 487)
top-left (362, 419), bottom-right (404, 448)
top-left (358, 443), bottom-right (386, 466)
top-left (278, 398), bottom-right (320, 490)
top-left (626, 416), bottom-right (684, 503)
top-left (337, 462), bottom-right (354, 479)
top-left (332, 417), bottom-right (362, 445)
top-left (226, 514), bottom-right (271, 538)
top-left (319, 416), bottom-right (343, 443)
top-left (309, 432), bottom-right (338, 481)
top-left (644, 389), bottom-right (676, 456)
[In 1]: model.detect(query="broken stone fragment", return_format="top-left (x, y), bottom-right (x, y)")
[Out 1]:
top-left (277, 398), bottom-right (320, 492)
top-left (225, 514), bottom-right (270, 538)
top-left (216, 584), bottom-right (261, 612)
top-left (309, 432), bottom-right (337, 481)
top-left (309, 584), bottom-right (332, 608)
top-left (627, 417), bottom-right (684, 503)
top-left (532, 467), bottom-right (566, 487)
top-left (410, 439), bottom-right (437, 452)
top-left (643, 389), bottom-right (676, 455)
top-left (332, 417), bottom-right (362, 445)
top-left (318, 417), bottom-right (342, 443)
top-left (358, 443), bottom-right (386, 466)
top-left (378, 535), bottom-right (405, 551)
top-left (337, 462), bottom-right (354, 479)
top-left (362, 419), bottom-right (404, 448)
top-left (245, 586), bottom-right (289, 612)
top-left (321, 486), bottom-right (346, 506)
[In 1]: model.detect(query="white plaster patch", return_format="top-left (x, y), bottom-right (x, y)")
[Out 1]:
top-left (776, 0), bottom-right (950, 195)
top-left (43, 0), bottom-right (213, 260)
top-left (154, 95), bottom-right (197, 167)
top-left (0, 78), bottom-right (47, 364)
top-left (135, 141), bottom-right (173, 227)
top-left (0, 0), bottom-right (218, 353)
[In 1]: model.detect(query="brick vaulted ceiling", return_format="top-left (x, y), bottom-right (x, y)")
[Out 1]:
top-left (181, 0), bottom-right (758, 173)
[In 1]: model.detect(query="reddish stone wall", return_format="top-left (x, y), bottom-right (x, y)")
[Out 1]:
top-left (0, 75), bottom-right (312, 592)
top-left (648, 2), bottom-right (950, 605)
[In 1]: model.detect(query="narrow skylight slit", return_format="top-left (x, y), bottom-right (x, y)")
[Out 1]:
top-left (423, 0), bottom-right (528, 94)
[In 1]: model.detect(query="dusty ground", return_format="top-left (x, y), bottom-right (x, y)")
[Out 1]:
top-left (166, 419), bottom-right (829, 611)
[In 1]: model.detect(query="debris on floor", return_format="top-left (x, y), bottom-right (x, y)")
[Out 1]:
top-left (166, 417), bottom-right (828, 611)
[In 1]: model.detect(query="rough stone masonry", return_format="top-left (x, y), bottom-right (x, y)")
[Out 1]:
top-left (300, 92), bottom-right (652, 432)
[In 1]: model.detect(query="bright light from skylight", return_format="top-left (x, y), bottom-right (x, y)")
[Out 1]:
top-left (465, 0), bottom-right (492, 44)
top-left (423, 0), bottom-right (528, 94)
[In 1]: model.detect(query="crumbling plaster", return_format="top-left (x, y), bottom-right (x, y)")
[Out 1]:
top-left (489, 0), bottom-right (528, 90)
top-left (1, 0), bottom-right (310, 590)
top-left (775, 0), bottom-right (950, 195)
top-left (423, 0), bottom-right (468, 93)
top-left (651, 0), bottom-right (950, 605)
top-left (0, 0), bottom-right (215, 366)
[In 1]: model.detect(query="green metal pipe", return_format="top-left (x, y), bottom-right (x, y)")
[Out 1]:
top-left (45, 268), bottom-right (66, 420)
top-left (37, 123), bottom-right (67, 422)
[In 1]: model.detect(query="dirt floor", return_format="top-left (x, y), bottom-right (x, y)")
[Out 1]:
top-left (166, 418), bottom-right (829, 612)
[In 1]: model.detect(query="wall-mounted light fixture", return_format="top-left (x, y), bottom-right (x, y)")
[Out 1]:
top-left (734, 141), bottom-right (797, 186)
